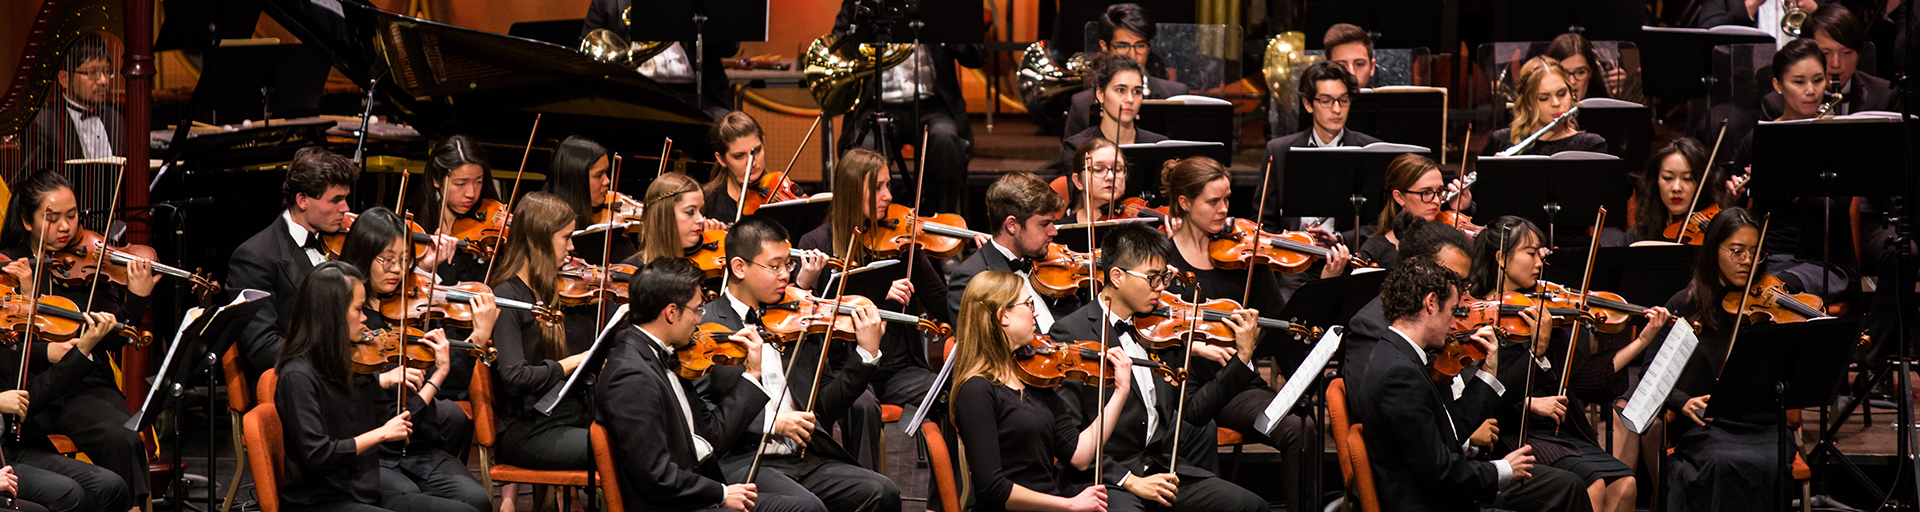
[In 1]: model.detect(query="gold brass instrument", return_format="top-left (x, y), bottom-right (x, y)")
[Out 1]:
top-left (578, 7), bottom-right (671, 70)
top-left (1813, 90), bottom-right (1843, 118)
top-left (802, 34), bottom-right (915, 117)
top-left (1781, 0), bottom-right (1809, 37)
top-left (1017, 41), bottom-right (1096, 108)
top-left (1264, 31), bottom-right (1317, 109)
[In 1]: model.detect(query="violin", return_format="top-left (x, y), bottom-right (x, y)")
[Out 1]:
top-left (861, 203), bottom-right (987, 259)
top-left (46, 229), bottom-right (222, 299)
top-left (588, 191), bottom-right (647, 235)
top-left (739, 171), bottom-right (807, 216)
top-left (678, 323), bottom-right (752, 380)
top-left (1130, 291), bottom-right (1323, 349)
top-left (556, 259), bottom-right (636, 306)
top-left (447, 199), bottom-right (509, 259)
top-left (1528, 281), bottom-right (1648, 334)
top-left (758, 287), bottom-right (951, 345)
top-left (324, 213), bottom-right (472, 260)
top-left (1459, 298), bottom-right (1592, 343)
top-left (1433, 211), bottom-right (1483, 239)
top-left (1101, 197), bottom-right (1168, 221)
top-left (1206, 218), bottom-right (1376, 274)
top-left (0, 287), bottom-right (151, 347)
top-left (1661, 205), bottom-right (1720, 246)
top-left (380, 274), bottom-right (561, 327)
top-left (687, 229), bottom-right (729, 278)
top-left (1722, 274), bottom-right (1827, 324)
top-left (1428, 330), bottom-right (1493, 385)
top-left (1011, 335), bottom-right (1183, 388)
top-left (1030, 243), bottom-right (1100, 297)
top-left (351, 326), bottom-right (498, 374)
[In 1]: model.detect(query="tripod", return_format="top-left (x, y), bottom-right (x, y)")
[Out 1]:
top-left (841, 13), bottom-right (926, 203)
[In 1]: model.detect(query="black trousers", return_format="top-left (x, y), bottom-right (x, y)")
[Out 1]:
top-left (1214, 388), bottom-right (1318, 512)
top-left (838, 390), bottom-right (884, 470)
top-left (1104, 474), bottom-right (1266, 512)
top-left (720, 452), bottom-right (900, 512)
top-left (13, 448), bottom-right (124, 512)
top-left (496, 424), bottom-right (592, 471)
top-left (1493, 465), bottom-right (1593, 512)
top-left (35, 385), bottom-right (146, 499)
top-left (379, 455), bottom-right (488, 512)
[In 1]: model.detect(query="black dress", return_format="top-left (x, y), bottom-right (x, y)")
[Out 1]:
top-left (489, 277), bottom-right (594, 470)
top-left (950, 376), bottom-right (1090, 512)
top-left (1356, 234), bottom-right (1399, 270)
top-left (1490, 326), bottom-right (1633, 483)
top-left (1480, 129), bottom-right (1608, 156)
top-left (704, 186), bottom-right (742, 226)
top-left (1645, 290), bottom-right (1782, 511)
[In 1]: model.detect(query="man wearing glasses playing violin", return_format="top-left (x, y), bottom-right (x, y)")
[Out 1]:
top-left (19, 33), bottom-right (124, 177)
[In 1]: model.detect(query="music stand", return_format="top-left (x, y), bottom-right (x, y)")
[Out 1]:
top-left (1637, 26), bottom-right (1774, 98)
top-left (1708, 318), bottom-right (1862, 509)
top-left (1280, 144), bottom-right (1431, 235)
top-left (1542, 244), bottom-right (1697, 309)
top-left (1750, 116), bottom-right (1912, 199)
top-left (1471, 153), bottom-right (1630, 247)
top-left (1301, 0), bottom-right (1450, 51)
top-left (1137, 100), bottom-right (1235, 147)
top-left (1328, 88), bottom-right (1447, 154)
top-left (1119, 141), bottom-right (1230, 200)
top-left (127, 290), bottom-right (271, 512)
top-left (1269, 271), bottom-right (1386, 362)
top-left (1575, 98), bottom-right (1654, 174)
top-left (628, 0), bottom-right (769, 109)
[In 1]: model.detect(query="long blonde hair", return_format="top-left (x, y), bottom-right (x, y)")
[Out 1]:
top-left (1508, 57), bottom-right (1579, 144)
top-left (828, 148), bottom-right (889, 265)
top-left (489, 192), bottom-right (573, 360)
top-left (945, 270), bottom-right (1028, 503)
top-left (638, 172), bottom-right (704, 263)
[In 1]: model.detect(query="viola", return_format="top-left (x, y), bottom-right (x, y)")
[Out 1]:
top-left (678, 323), bottom-right (752, 380)
top-left (324, 212), bottom-right (472, 260)
top-left (1428, 329), bottom-right (1493, 385)
top-left (1722, 274), bottom-right (1828, 324)
top-left (46, 229), bottom-right (221, 299)
top-left (1462, 296), bottom-right (1593, 343)
top-left (1206, 218), bottom-right (1376, 274)
top-left (0, 287), bottom-right (151, 347)
top-left (1011, 335), bottom-right (1183, 388)
top-left (1661, 204), bottom-right (1720, 246)
top-left (380, 274), bottom-right (561, 327)
top-left (1529, 281), bottom-right (1648, 334)
top-left (587, 191), bottom-right (647, 235)
top-left (1131, 291), bottom-right (1323, 349)
top-left (758, 287), bottom-right (951, 345)
top-left (352, 326), bottom-right (497, 374)
top-left (447, 199), bottom-right (509, 259)
top-left (1433, 211), bottom-right (1483, 239)
top-left (739, 171), bottom-right (806, 216)
top-left (861, 203), bottom-right (988, 259)
top-left (557, 259), bottom-right (636, 306)
top-left (1030, 243), bottom-right (1100, 297)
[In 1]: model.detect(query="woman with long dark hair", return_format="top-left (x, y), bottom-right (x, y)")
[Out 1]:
top-left (542, 135), bottom-right (636, 265)
top-left (409, 135), bottom-right (501, 284)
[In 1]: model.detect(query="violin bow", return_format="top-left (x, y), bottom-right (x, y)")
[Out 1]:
top-left (14, 210), bottom-right (53, 441)
top-left (900, 127), bottom-right (931, 314)
top-left (1676, 120), bottom-right (1730, 244)
top-left (745, 287), bottom-right (821, 483)
top-left (797, 231), bottom-right (863, 461)
top-left (768, 118), bottom-right (822, 211)
top-left (83, 165), bottom-right (126, 313)
top-left (1083, 158), bottom-right (1109, 487)
top-left (656, 138), bottom-right (674, 179)
top-left (394, 171), bottom-right (418, 456)
top-left (1719, 216), bottom-right (1771, 379)
top-left (734, 151), bottom-right (757, 225)
top-left (1500, 224), bottom-right (1536, 450)
top-left (1166, 280), bottom-right (1204, 475)
top-left (597, 154), bottom-right (621, 336)
top-left (1243, 156), bottom-right (1274, 306)
top-left (1554, 207), bottom-right (1606, 434)
top-left (486, 114), bottom-right (542, 284)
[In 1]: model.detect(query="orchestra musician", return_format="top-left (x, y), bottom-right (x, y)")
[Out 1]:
top-left (1063, 3), bottom-right (1190, 136)
top-left (1324, 24), bottom-right (1376, 89)
top-left (1261, 61), bottom-right (1383, 223)
top-left (231, 147), bottom-right (361, 381)
top-left (1061, 55), bottom-right (1168, 166)
top-left (1731, 38), bottom-right (1853, 303)
top-left (1544, 33), bottom-right (1623, 101)
top-left (1467, 216), bottom-right (1670, 512)
top-left (1356, 155), bottom-right (1473, 266)
top-left (1048, 223), bottom-right (1268, 512)
top-left (702, 215), bottom-right (898, 512)
top-left (625, 172), bottom-right (725, 266)
top-left (1482, 57), bottom-right (1607, 157)
top-left (484, 193), bottom-right (595, 472)
top-left (273, 261), bottom-right (477, 512)
top-left (947, 172), bottom-right (1076, 330)
top-left (1763, 6), bottom-right (1896, 117)
top-left (17, 33), bottom-right (122, 177)
top-left (1688, 0), bottom-right (1823, 44)
top-left (0, 286), bottom-right (126, 512)
top-left (701, 112), bottom-right (771, 226)
top-left (832, 0), bottom-right (983, 216)
top-left (591, 258), bottom-right (808, 512)
top-left (1625, 138), bottom-right (1740, 245)
top-left (1059, 137), bottom-right (1128, 224)
top-left (544, 136), bottom-right (637, 265)
top-left (947, 270), bottom-right (1128, 512)
top-left (410, 135), bottom-right (500, 285)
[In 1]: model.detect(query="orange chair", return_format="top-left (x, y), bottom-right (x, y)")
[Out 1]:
top-left (256, 369), bottom-right (279, 405)
top-left (241, 403), bottom-right (286, 512)
top-left (1217, 428), bottom-right (1248, 480)
top-left (1346, 424), bottom-right (1381, 512)
top-left (919, 422), bottom-right (962, 512)
top-left (589, 423), bottom-right (624, 512)
top-left (468, 362), bottom-right (592, 509)
top-left (220, 346), bottom-right (253, 512)
top-left (1327, 378), bottom-right (1355, 485)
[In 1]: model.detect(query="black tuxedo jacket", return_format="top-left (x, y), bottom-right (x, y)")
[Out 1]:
top-left (228, 215), bottom-right (319, 380)
top-left (1063, 76), bottom-right (1190, 135)
top-left (1346, 327), bottom-right (1501, 512)
top-left (1342, 296), bottom-right (1503, 440)
top-left (944, 245), bottom-right (1085, 326)
top-left (700, 299), bottom-right (875, 465)
top-left (595, 328), bottom-right (768, 511)
top-left (1260, 129), bottom-right (1384, 221)
top-left (17, 99), bottom-right (125, 177)
top-left (1048, 300), bottom-right (1259, 484)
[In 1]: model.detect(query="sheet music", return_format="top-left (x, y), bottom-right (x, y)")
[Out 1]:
top-left (1256, 326), bottom-right (1345, 434)
top-left (903, 340), bottom-right (959, 437)
top-left (1621, 321), bottom-right (1699, 434)
top-left (536, 305), bottom-right (629, 416)
top-left (127, 289), bottom-right (269, 431)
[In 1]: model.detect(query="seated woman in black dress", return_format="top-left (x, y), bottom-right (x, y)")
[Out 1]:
top-left (1483, 57), bottom-right (1607, 156)
top-left (1467, 216), bottom-right (1672, 512)
top-left (1061, 54), bottom-right (1167, 165)
top-left (948, 271), bottom-right (1130, 512)
top-left (408, 135), bottom-right (499, 286)
top-left (484, 193), bottom-right (596, 472)
top-left (1357, 153), bottom-right (1473, 266)
top-left (543, 135), bottom-right (636, 264)
top-left (275, 261), bottom-right (477, 512)
top-left (700, 111), bottom-right (787, 226)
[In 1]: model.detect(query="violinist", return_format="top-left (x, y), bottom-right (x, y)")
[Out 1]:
top-left (1060, 55), bottom-right (1167, 166)
top-left (1625, 138), bottom-right (1740, 245)
top-left (948, 270), bottom-right (1128, 512)
top-left (1482, 57), bottom-right (1606, 157)
top-left (409, 135), bottom-right (501, 284)
top-left (0, 170), bottom-right (157, 507)
top-left (1638, 207), bottom-right (1781, 510)
top-left (624, 172), bottom-right (730, 266)
top-left (1047, 223), bottom-right (1267, 512)
top-left (700, 112), bottom-right (772, 225)
top-left (1260, 62), bottom-right (1383, 223)
top-left (1060, 137), bottom-right (1129, 225)
top-left (593, 258), bottom-right (812, 512)
top-left (700, 216), bottom-right (897, 512)
top-left (1467, 216), bottom-right (1671, 512)
top-left (334, 206), bottom-right (494, 512)
top-left (949, 172), bottom-right (1076, 331)
top-left (795, 148), bottom-right (954, 454)
top-left (0, 290), bottom-right (129, 512)
top-left (1358, 154), bottom-right (1474, 266)
top-left (231, 147), bottom-right (358, 381)
top-left (484, 193), bottom-right (595, 472)
top-left (1062, 3), bottom-right (1189, 136)
top-left (543, 135), bottom-right (637, 265)
top-left (274, 262), bottom-right (473, 512)
top-left (1544, 33), bottom-right (1623, 101)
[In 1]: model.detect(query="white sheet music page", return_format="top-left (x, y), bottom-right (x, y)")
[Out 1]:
top-left (1256, 326), bottom-right (1344, 435)
top-left (1621, 321), bottom-right (1700, 434)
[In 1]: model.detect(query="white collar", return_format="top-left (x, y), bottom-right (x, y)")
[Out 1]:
top-left (724, 289), bottom-right (754, 321)
top-left (637, 325), bottom-right (676, 357)
top-left (1311, 127), bottom-right (1346, 147)
top-left (1387, 325), bottom-right (1429, 365)
top-left (990, 240), bottom-right (1021, 264)
top-left (283, 211), bottom-right (314, 247)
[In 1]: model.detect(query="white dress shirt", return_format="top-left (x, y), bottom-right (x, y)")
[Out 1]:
top-left (640, 326), bottom-right (715, 462)
top-left (990, 241), bottom-right (1055, 331)
top-left (725, 290), bottom-right (880, 456)
top-left (283, 211), bottom-right (327, 266)
top-left (64, 99), bottom-right (112, 160)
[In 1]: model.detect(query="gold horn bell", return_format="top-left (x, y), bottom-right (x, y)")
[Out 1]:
top-left (1017, 41), bottom-right (1095, 107)
top-left (803, 34), bottom-right (916, 117)
top-left (1264, 31), bottom-right (1317, 110)
top-left (579, 7), bottom-right (670, 70)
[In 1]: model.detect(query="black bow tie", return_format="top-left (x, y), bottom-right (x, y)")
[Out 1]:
top-left (1007, 257), bottom-right (1032, 273)
top-left (301, 232), bottom-right (326, 252)
top-left (651, 342), bottom-right (681, 372)
top-left (67, 103), bottom-right (98, 120)
top-left (743, 307), bottom-right (763, 327)
top-left (1110, 319), bottom-right (1134, 339)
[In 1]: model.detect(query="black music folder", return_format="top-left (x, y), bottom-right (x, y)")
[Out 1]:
top-left (1749, 113), bottom-right (1914, 199)
top-left (1137, 97), bottom-right (1236, 148)
top-left (1637, 25), bottom-right (1775, 98)
top-left (1119, 140), bottom-right (1230, 199)
top-left (1472, 152), bottom-right (1631, 245)
top-left (129, 289), bottom-right (273, 430)
top-left (1542, 243), bottom-right (1697, 309)
top-left (1282, 142), bottom-right (1431, 232)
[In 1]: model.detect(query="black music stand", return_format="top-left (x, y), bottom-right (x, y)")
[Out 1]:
top-left (628, 0), bottom-right (769, 109)
top-left (1542, 244), bottom-right (1697, 308)
top-left (1268, 271), bottom-right (1386, 362)
top-left (1471, 153), bottom-right (1630, 247)
top-left (1301, 0), bottom-right (1449, 51)
top-left (1136, 101), bottom-right (1235, 147)
top-left (127, 290), bottom-right (271, 512)
top-left (1637, 26), bottom-right (1774, 98)
top-left (1280, 144), bottom-right (1430, 236)
top-left (537, 305), bottom-right (630, 415)
top-left (1575, 98), bottom-right (1654, 173)
top-left (1119, 141), bottom-right (1230, 200)
top-left (1708, 318), bottom-right (1861, 510)
top-left (1751, 116), bottom-right (1911, 300)
top-left (755, 195), bottom-right (833, 245)
top-left (1330, 88), bottom-right (1447, 153)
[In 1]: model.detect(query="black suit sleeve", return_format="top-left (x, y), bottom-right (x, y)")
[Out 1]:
top-left (1372, 360), bottom-right (1502, 503)
top-left (276, 368), bottom-right (362, 475)
top-left (600, 353), bottom-right (728, 509)
top-left (1177, 357), bottom-right (1262, 427)
top-left (694, 368), bottom-right (769, 461)
top-left (811, 342), bottom-right (880, 427)
top-left (227, 243), bottom-right (285, 374)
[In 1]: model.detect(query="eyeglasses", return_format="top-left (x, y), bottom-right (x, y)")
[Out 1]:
top-left (1004, 297), bottom-right (1036, 312)
top-left (374, 254), bottom-right (406, 269)
top-left (1083, 165), bottom-right (1127, 178)
top-left (72, 68), bottom-right (115, 81)
top-left (747, 258), bottom-right (797, 274)
top-left (1107, 41), bottom-right (1152, 53)
top-left (1311, 96), bottom-right (1352, 108)
top-left (1119, 267), bottom-right (1174, 289)
top-left (1567, 67), bottom-right (1592, 80)
top-left (679, 302), bottom-right (708, 317)
top-left (1722, 245), bottom-right (1757, 263)
top-left (1400, 188), bottom-right (1445, 203)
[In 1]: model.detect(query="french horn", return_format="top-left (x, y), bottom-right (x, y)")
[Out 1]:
top-left (1017, 41), bottom-right (1096, 107)
top-left (1263, 32), bottom-right (1316, 110)
top-left (803, 34), bottom-right (916, 117)
top-left (578, 7), bottom-right (670, 70)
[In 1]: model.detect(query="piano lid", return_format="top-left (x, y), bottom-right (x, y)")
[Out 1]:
top-left (259, 0), bottom-right (711, 151)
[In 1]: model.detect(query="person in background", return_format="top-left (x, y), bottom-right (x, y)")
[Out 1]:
top-left (18, 33), bottom-right (122, 177)
top-left (1064, 3), bottom-right (1191, 136)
